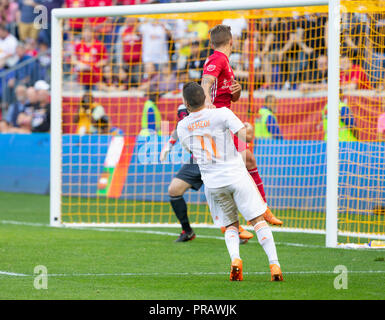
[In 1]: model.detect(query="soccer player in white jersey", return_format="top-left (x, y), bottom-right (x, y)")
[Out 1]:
top-left (177, 82), bottom-right (283, 281)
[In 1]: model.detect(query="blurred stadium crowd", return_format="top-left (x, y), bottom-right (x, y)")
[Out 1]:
top-left (0, 0), bottom-right (384, 135)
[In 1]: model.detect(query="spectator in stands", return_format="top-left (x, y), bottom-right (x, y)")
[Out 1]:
top-left (0, 0), bottom-right (19, 32)
top-left (7, 42), bottom-right (34, 91)
top-left (73, 25), bottom-right (108, 91)
top-left (299, 54), bottom-right (328, 92)
top-left (138, 63), bottom-right (178, 100)
top-left (279, 18), bottom-right (315, 90)
top-left (321, 97), bottom-right (359, 142)
top-left (98, 65), bottom-right (126, 92)
top-left (36, 40), bottom-right (51, 81)
top-left (255, 94), bottom-right (283, 140)
top-left (8, 86), bottom-right (39, 131)
top-left (17, 0), bottom-right (40, 41)
top-left (300, 13), bottom-right (327, 60)
top-left (231, 29), bottom-right (264, 90)
top-left (30, 79), bottom-right (50, 132)
top-left (23, 85), bottom-right (38, 114)
top-left (340, 53), bottom-right (371, 90)
top-left (2, 82), bottom-right (47, 133)
top-left (24, 38), bottom-right (38, 56)
top-left (0, 24), bottom-right (18, 67)
top-left (74, 92), bottom-right (94, 135)
top-left (0, 84), bottom-right (27, 132)
top-left (119, 17), bottom-right (142, 87)
top-left (183, 40), bottom-right (207, 82)
top-left (259, 17), bottom-right (296, 90)
top-left (0, 58), bottom-right (14, 105)
top-left (138, 19), bottom-right (171, 83)
top-left (164, 18), bottom-right (187, 70)
top-left (177, 19), bottom-right (209, 71)
top-left (74, 92), bottom-right (106, 134)
top-left (340, 14), bottom-right (366, 66)
top-left (3, 84), bottom-right (27, 127)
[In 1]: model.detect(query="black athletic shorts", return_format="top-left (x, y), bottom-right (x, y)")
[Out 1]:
top-left (175, 164), bottom-right (203, 191)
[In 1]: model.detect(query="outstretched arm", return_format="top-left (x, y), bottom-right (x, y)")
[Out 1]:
top-left (160, 127), bottom-right (178, 162)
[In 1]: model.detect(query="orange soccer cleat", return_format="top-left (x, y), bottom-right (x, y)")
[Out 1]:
top-left (238, 225), bottom-right (254, 240)
top-left (269, 264), bottom-right (284, 281)
top-left (263, 207), bottom-right (283, 226)
top-left (230, 258), bottom-right (243, 281)
top-left (220, 226), bottom-right (254, 242)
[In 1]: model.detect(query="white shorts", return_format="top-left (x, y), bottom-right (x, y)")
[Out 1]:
top-left (204, 171), bottom-right (267, 227)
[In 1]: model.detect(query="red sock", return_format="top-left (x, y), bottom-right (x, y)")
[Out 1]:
top-left (248, 167), bottom-right (267, 203)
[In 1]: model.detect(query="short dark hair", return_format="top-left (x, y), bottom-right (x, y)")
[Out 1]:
top-left (81, 92), bottom-right (93, 106)
top-left (209, 24), bottom-right (232, 48)
top-left (183, 82), bottom-right (206, 110)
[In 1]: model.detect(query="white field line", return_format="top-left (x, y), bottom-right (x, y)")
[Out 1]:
top-left (0, 271), bottom-right (28, 277)
top-left (1, 270), bottom-right (385, 278)
top-left (1, 220), bottom-right (384, 251)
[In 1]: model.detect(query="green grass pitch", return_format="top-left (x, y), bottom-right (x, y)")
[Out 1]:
top-left (0, 191), bottom-right (385, 300)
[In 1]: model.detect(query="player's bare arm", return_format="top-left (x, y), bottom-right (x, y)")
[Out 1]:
top-left (230, 79), bottom-right (242, 102)
top-left (234, 126), bottom-right (247, 143)
top-left (201, 74), bottom-right (216, 108)
top-left (243, 122), bottom-right (254, 142)
top-left (235, 123), bottom-right (253, 143)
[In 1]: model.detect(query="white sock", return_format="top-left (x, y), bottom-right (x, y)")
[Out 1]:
top-left (254, 221), bottom-right (280, 266)
top-left (224, 227), bottom-right (240, 261)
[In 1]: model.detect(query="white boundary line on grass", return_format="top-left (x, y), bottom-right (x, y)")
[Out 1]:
top-left (1, 220), bottom-right (385, 251)
top-left (0, 271), bottom-right (29, 277)
top-left (1, 270), bottom-right (385, 278)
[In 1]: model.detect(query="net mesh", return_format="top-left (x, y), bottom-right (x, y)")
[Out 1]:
top-left (59, 1), bottom-right (385, 244)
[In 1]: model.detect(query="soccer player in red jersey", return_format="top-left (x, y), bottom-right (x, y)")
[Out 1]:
top-left (201, 24), bottom-right (282, 226)
top-left (74, 25), bottom-right (108, 91)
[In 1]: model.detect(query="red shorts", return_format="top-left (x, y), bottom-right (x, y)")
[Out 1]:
top-left (232, 133), bottom-right (248, 152)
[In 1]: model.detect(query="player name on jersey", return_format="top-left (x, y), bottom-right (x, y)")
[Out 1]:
top-left (187, 120), bottom-right (210, 132)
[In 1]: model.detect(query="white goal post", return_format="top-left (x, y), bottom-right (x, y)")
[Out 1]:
top-left (50, 0), bottom-right (340, 247)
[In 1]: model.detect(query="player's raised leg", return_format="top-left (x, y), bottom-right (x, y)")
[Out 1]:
top-left (168, 176), bottom-right (196, 242)
top-left (244, 148), bottom-right (283, 226)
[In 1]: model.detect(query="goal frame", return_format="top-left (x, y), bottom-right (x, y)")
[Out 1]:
top-left (50, 0), bottom-right (341, 247)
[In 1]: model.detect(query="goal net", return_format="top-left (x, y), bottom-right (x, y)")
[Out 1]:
top-left (51, 0), bottom-right (385, 247)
